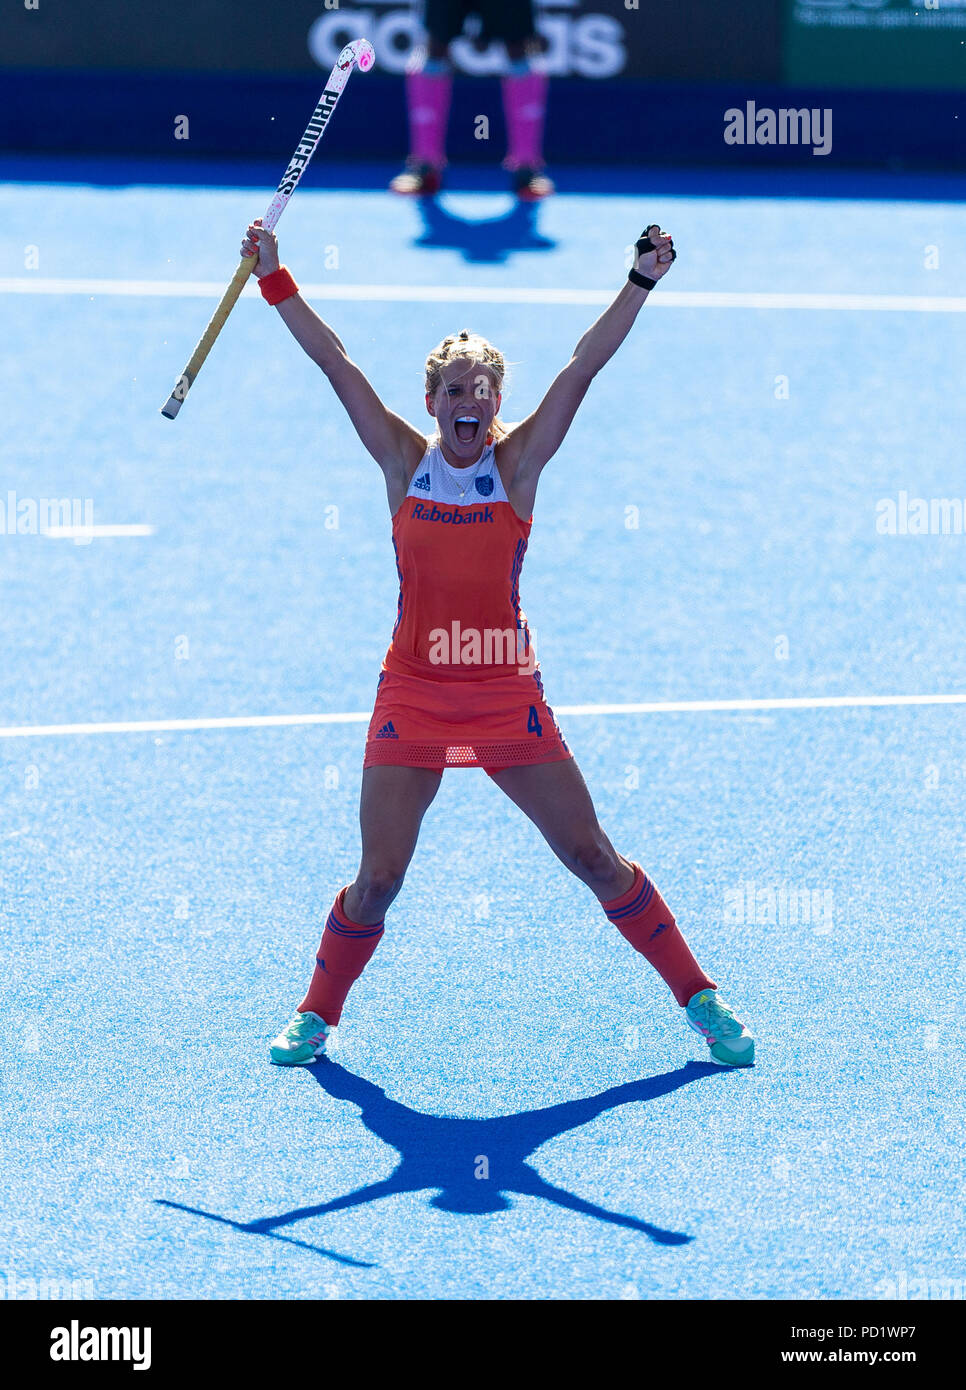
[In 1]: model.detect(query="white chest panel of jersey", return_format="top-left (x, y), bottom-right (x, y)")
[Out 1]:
top-left (405, 439), bottom-right (510, 508)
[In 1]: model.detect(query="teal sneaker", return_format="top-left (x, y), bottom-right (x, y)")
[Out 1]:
top-left (269, 1010), bottom-right (330, 1066)
top-left (685, 989), bottom-right (755, 1067)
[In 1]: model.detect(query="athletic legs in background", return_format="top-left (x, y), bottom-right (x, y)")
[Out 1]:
top-left (391, 21), bottom-right (553, 198)
top-left (501, 43), bottom-right (554, 201)
top-left (390, 39), bottom-right (453, 196)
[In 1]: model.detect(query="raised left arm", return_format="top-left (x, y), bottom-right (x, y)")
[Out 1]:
top-left (502, 227), bottom-right (675, 507)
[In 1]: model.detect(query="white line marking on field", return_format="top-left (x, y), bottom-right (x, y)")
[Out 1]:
top-left (43, 523), bottom-right (155, 539)
top-left (2, 277), bottom-right (966, 313)
top-left (0, 712), bottom-right (371, 739)
top-left (1, 692), bottom-right (964, 740)
top-left (556, 694), bottom-right (966, 714)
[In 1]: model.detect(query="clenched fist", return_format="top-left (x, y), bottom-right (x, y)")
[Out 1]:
top-left (240, 218), bottom-right (280, 278)
top-left (635, 225), bottom-right (676, 283)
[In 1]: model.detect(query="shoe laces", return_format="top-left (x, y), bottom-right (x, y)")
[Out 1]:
top-left (289, 1012), bottom-right (324, 1038)
top-left (691, 993), bottom-right (743, 1038)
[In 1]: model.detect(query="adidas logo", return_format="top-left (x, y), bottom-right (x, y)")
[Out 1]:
top-left (413, 472), bottom-right (431, 491)
top-left (375, 721), bottom-right (398, 739)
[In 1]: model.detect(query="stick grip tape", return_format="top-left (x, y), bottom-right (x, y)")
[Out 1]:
top-left (160, 255), bottom-right (257, 418)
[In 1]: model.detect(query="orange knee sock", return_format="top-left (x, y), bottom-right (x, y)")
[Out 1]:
top-left (603, 862), bottom-right (715, 1006)
top-left (298, 888), bottom-right (385, 1026)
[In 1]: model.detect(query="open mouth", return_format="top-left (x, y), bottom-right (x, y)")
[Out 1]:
top-left (454, 415), bottom-right (481, 444)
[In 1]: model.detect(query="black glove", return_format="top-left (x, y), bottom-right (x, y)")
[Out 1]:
top-left (629, 225), bottom-right (676, 290)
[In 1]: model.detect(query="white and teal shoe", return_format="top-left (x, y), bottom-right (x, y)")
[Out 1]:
top-left (685, 989), bottom-right (755, 1067)
top-left (269, 1010), bottom-right (330, 1066)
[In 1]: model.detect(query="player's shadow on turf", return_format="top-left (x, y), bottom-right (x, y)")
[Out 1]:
top-left (412, 197), bottom-right (556, 263)
top-left (158, 1060), bottom-right (727, 1265)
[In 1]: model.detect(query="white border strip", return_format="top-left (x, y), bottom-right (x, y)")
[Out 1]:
top-left (2, 277), bottom-right (966, 313)
top-left (1, 692), bottom-right (964, 740)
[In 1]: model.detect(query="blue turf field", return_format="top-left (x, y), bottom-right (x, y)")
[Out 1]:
top-left (1, 163), bottom-right (964, 1300)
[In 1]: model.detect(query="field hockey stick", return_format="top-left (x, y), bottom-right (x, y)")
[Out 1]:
top-left (160, 37), bottom-right (375, 420)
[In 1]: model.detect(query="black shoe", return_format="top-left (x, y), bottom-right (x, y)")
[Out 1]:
top-left (390, 160), bottom-right (443, 196)
top-left (512, 165), bottom-right (555, 201)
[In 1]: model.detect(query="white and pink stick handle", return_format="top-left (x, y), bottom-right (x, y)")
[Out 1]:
top-left (160, 38), bottom-right (375, 419)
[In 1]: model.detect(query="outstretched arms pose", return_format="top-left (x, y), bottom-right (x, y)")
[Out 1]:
top-left (241, 221), bottom-right (675, 516)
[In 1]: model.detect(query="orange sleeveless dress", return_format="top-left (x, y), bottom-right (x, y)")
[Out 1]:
top-left (363, 436), bottom-right (571, 774)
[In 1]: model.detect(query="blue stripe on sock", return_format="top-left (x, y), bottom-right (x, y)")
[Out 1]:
top-left (325, 912), bottom-right (385, 940)
top-left (605, 877), bottom-right (655, 921)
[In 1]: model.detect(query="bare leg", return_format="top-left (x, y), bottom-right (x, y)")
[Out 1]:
top-left (343, 765), bottom-right (443, 924)
top-left (489, 759), bottom-right (721, 1016)
top-left (488, 759), bottom-right (636, 902)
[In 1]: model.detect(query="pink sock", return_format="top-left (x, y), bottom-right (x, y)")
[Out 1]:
top-left (407, 70), bottom-right (452, 168)
top-left (298, 888), bottom-right (385, 1026)
top-left (500, 72), bottom-right (548, 170)
top-left (602, 863), bottom-right (716, 1007)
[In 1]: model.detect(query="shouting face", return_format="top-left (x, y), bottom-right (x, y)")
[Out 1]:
top-left (426, 358), bottom-right (502, 466)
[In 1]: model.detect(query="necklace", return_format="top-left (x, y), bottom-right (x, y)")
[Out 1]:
top-left (438, 441), bottom-right (491, 500)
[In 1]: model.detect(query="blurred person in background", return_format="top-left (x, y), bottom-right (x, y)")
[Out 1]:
top-left (391, 0), bottom-right (554, 200)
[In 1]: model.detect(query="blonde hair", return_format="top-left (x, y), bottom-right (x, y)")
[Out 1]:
top-left (424, 329), bottom-right (509, 441)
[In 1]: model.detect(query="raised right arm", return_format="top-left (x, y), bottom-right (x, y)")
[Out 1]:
top-left (242, 222), bottom-right (426, 482)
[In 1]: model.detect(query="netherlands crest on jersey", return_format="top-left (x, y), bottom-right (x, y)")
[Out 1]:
top-left (475, 475), bottom-right (494, 497)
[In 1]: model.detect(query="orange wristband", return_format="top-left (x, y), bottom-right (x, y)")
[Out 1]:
top-left (259, 266), bottom-right (299, 306)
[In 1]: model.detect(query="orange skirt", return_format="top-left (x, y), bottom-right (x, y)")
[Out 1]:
top-left (363, 666), bottom-right (571, 774)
